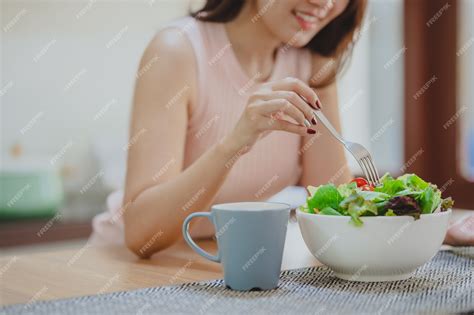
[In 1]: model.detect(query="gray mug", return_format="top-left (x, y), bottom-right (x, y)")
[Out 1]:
top-left (182, 202), bottom-right (290, 291)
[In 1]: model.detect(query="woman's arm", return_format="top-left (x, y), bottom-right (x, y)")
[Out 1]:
top-left (124, 30), bottom-right (320, 258)
top-left (123, 29), bottom-right (239, 257)
top-left (444, 214), bottom-right (474, 246)
top-left (299, 55), bottom-right (352, 187)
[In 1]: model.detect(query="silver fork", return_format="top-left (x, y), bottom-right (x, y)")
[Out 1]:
top-left (312, 110), bottom-right (381, 186)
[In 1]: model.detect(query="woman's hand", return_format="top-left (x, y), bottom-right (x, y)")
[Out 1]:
top-left (224, 77), bottom-right (321, 153)
top-left (444, 214), bottom-right (474, 246)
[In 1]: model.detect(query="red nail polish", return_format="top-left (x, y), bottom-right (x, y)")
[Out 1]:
top-left (311, 117), bottom-right (317, 125)
top-left (317, 100), bottom-right (322, 109)
top-left (307, 101), bottom-right (317, 110)
top-left (307, 128), bottom-right (316, 134)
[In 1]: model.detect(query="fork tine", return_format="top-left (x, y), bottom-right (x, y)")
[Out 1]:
top-left (314, 110), bottom-right (382, 185)
top-left (361, 157), bottom-right (376, 185)
top-left (367, 155), bottom-right (378, 186)
top-left (364, 155), bottom-right (380, 184)
top-left (364, 156), bottom-right (379, 185)
top-left (356, 158), bottom-right (371, 184)
top-left (370, 156), bottom-right (381, 183)
top-left (367, 156), bottom-right (380, 184)
top-left (366, 157), bottom-right (380, 185)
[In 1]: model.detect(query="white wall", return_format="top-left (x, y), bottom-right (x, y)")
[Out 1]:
top-left (1, 0), bottom-right (404, 191)
top-left (368, 0), bottom-right (404, 174)
top-left (1, 0), bottom-right (196, 189)
top-left (338, 5), bottom-right (372, 173)
top-left (339, 0), bottom-right (404, 174)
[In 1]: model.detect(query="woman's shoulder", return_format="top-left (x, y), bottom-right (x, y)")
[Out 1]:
top-left (140, 19), bottom-right (198, 85)
top-left (146, 24), bottom-right (195, 66)
top-left (135, 21), bottom-right (199, 109)
top-left (153, 16), bottom-right (205, 56)
top-left (142, 16), bottom-right (208, 84)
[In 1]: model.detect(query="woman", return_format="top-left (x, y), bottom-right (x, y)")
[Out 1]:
top-left (90, 0), bottom-right (473, 256)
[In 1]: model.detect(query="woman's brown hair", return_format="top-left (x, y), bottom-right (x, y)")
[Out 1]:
top-left (192, 0), bottom-right (367, 87)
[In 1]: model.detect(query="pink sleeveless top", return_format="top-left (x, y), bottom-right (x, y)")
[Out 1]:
top-left (90, 16), bottom-right (313, 245)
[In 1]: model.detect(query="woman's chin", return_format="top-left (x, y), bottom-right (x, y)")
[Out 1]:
top-left (293, 40), bottom-right (312, 48)
top-left (278, 30), bottom-right (316, 49)
top-left (281, 38), bottom-right (312, 49)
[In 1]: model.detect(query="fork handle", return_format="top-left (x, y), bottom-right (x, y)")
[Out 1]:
top-left (313, 110), bottom-right (345, 145)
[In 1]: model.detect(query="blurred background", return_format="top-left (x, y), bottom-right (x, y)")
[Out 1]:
top-left (1, 0), bottom-right (473, 253)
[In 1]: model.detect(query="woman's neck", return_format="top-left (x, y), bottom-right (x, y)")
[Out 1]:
top-left (224, 3), bottom-right (282, 81)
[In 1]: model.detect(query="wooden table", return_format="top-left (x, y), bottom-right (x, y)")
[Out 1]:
top-left (0, 221), bottom-right (319, 306)
top-left (1, 209), bottom-right (471, 307)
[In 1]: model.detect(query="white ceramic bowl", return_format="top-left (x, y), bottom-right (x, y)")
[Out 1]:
top-left (296, 209), bottom-right (451, 282)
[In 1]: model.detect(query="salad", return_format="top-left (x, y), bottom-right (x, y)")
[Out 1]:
top-left (299, 173), bottom-right (454, 226)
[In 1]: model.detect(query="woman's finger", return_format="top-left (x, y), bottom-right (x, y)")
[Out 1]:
top-left (258, 91), bottom-right (317, 124)
top-left (259, 116), bottom-right (314, 136)
top-left (271, 77), bottom-right (321, 109)
top-left (253, 99), bottom-right (308, 127)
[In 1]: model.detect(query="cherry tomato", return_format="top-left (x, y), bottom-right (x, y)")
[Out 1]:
top-left (361, 185), bottom-right (375, 191)
top-left (351, 177), bottom-right (368, 187)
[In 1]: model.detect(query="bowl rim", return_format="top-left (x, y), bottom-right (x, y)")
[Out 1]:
top-left (296, 207), bottom-right (452, 220)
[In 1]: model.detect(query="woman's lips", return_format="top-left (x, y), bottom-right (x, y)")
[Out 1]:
top-left (293, 10), bottom-right (318, 31)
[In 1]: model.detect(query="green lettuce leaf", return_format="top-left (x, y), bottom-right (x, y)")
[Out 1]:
top-left (304, 173), bottom-right (454, 225)
top-left (337, 182), bottom-right (357, 198)
top-left (307, 184), bottom-right (343, 213)
top-left (349, 211), bottom-right (364, 226)
top-left (375, 200), bottom-right (390, 215)
top-left (339, 191), bottom-right (378, 226)
top-left (299, 204), bottom-right (312, 214)
top-left (419, 185), bottom-right (442, 214)
top-left (399, 174), bottom-right (429, 191)
top-left (394, 189), bottom-right (423, 198)
top-left (375, 173), bottom-right (407, 196)
top-left (358, 191), bottom-right (391, 202)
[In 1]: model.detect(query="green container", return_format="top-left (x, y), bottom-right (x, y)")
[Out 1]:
top-left (0, 169), bottom-right (63, 220)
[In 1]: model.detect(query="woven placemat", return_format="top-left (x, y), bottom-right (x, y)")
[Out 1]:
top-left (2, 247), bottom-right (473, 315)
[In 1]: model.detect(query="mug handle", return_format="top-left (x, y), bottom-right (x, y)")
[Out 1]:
top-left (182, 212), bottom-right (220, 262)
